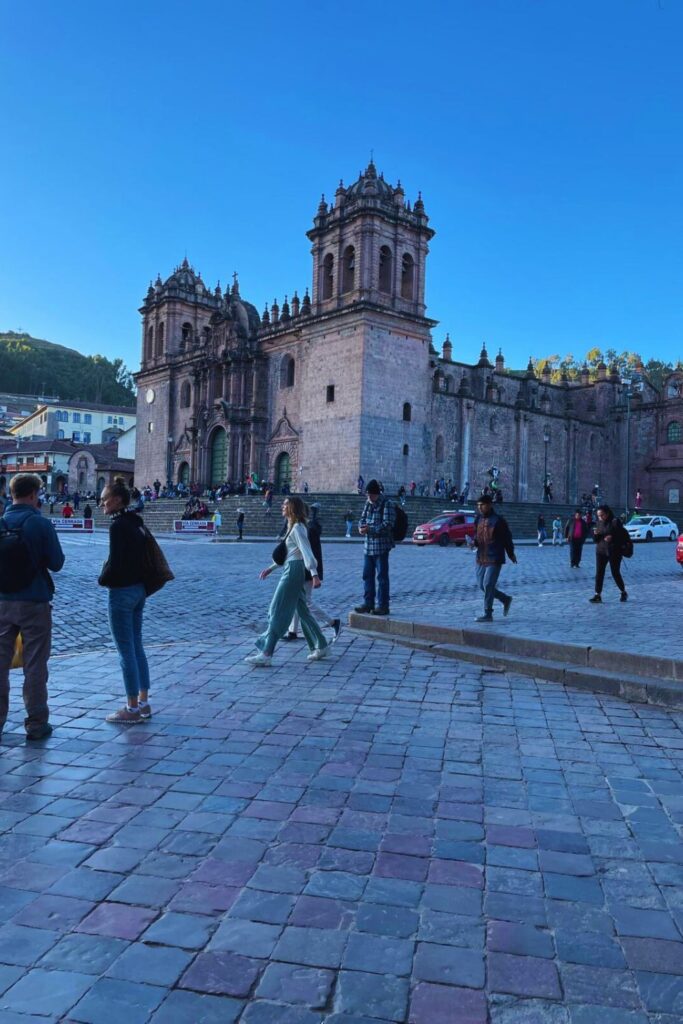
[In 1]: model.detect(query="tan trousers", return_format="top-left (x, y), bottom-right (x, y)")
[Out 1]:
top-left (0, 601), bottom-right (52, 735)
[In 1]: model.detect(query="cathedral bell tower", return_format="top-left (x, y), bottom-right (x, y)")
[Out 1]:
top-left (307, 160), bottom-right (434, 320)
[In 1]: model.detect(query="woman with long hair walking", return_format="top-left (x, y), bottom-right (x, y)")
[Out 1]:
top-left (246, 496), bottom-right (329, 667)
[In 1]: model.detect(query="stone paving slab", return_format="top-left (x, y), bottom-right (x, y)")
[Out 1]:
top-left (0, 535), bottom-right (682, 1020)
top-left (0, 624), bottom-right (683, 1021)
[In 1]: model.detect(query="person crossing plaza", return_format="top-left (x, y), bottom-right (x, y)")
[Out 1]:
top-left (471, 493), bottom-right (516, 622)
top-left (246, 496), bottom-right (330, 667)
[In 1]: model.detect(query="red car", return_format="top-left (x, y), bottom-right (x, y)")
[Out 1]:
top-left (676, 534), bottom-right (683, 567)
top-left (412, 510), bottom-right (476, 547)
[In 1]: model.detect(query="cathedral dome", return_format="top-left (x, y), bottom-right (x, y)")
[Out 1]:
top-left (345, 160), bottom-right (396, 202)
top-left (164, 258), bottom-right (206, 294)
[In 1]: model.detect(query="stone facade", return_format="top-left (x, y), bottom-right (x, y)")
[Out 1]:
top-left (133, 161), bottom-right (683, 509)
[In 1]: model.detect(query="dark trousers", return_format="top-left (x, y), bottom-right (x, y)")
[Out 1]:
top-left (569, 538), bottom-right (585, 567)
top-left (363, 552), bottom-right (390, 610)
top-left (595, 551), bottom-right (625, 595)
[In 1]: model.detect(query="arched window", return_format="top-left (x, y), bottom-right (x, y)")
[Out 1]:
top-left (155, 322), bottom-right (165, 357)
top-left (435, 435), bottom-right (444, 462)
top-left (146, 326), bottom-right (154, 361)
top-left (202, 325), bottom-right (211, 345)
top-left (178, 462), bottom-right (190, 485)
top-left (668, 421), bottom-right (681, 443)
top-left (322, 254), bottom-right (334, 299)
top-left (280, 355), bottom-right (295, 389)
top-left (342, 246), bottom-right (355, 293)
top-left (402, 402), bottom-right (411, 422)
top-left (379, 245), bottom-right (393, 293)
top-left (403, 444), bottom-right (409, 456)
top-left (401, 253), bottom-right (414, 299)
top-left (180, 381), bottom-right (192, 408)
top-left (181, 322), bottom-right (192, 345)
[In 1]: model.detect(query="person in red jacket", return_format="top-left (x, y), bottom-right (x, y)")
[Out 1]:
top-left (62, 503), bottom-right (73, 519)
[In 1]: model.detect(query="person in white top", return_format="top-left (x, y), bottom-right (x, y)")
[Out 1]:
top-left (245, 497), bottom-right (330, 667)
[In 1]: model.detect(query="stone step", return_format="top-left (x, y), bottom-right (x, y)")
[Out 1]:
top-left (44, 494), bottom-right (679, 540)
top-left (349, 612), bottom-right (683, 709)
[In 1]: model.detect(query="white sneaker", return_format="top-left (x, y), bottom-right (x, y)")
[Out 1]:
top-left (307, 647), bottom-right (330, 662)
top-left (245, 652), bottom-right (272, 667)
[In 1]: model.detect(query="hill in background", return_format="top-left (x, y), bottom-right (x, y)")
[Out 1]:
top-left (0, 332), bottom-right (136, 406)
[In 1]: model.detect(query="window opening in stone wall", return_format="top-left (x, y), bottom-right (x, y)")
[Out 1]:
top-left (435, 435), bottom-right (444, 461)
top-left (326, 385), bottom-right (335, 403)
top-left (342, 247), bottom-right (355, 293)
top-left (401, 253), bottom-right (414, 299)
top-left (147, 422), bottom-right (154, 433)
top-left (403, 402), bottom-right (411, 422)
top-left (180, 381), bottom-right (192, 408)
top-left (667, 421), bottom-right (681, 443)
top-left (403, 444), bottom-right (409, 456)
top-left (323, 254), bottom-right (334, 299)
top-left (379, 245), bottom-right (393, 293)
top-left (181, 322), bottom-right (192, 346)
top-left (280, 355), bottom-right (295, 389)
top-left (146, 326), bottom-right (154, 361)
top-left (156, 322), bottom-right (165, 357)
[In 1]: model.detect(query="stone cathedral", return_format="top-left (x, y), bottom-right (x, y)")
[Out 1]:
top-left (134, 161), bottom-right (683, 508)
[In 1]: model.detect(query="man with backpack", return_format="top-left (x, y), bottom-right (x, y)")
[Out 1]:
top-left (0, 473), bottom-right (65, 740)
top-left (355, 478), bottom-right (405, 616)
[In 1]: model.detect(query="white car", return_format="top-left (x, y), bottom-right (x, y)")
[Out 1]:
top-left (625, 515), bottom-right (679, 542)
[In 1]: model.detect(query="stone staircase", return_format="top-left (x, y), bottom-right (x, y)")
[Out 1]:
top-left (43, 494), bottom-right (678, 540)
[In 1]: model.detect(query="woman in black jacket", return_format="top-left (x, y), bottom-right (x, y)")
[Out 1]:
top-left (98, 480), bottom-right (151, 723)
top-left (590, 504), bottom-right (629, 603)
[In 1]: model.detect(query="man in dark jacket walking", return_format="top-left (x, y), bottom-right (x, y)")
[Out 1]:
top-left (0, 473), bottom-right (65, 739)
top-left (590, 504), bottom-right (629, 603)
top-left (471, 494), bottom-right (516, 622)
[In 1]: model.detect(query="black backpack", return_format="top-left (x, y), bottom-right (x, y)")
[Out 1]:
top-left (0, 517), bottom-right (38, 593)
top-left (380, 500), bottom-right (408, 543)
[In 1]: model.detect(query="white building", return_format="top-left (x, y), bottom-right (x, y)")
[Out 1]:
top-left (12, 400), bottom-right (136, 445)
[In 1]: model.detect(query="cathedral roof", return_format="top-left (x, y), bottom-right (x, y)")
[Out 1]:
top-left (162, 257), bottom-right (208, 295)
top-left (344, 160), bottom-right (397, 201)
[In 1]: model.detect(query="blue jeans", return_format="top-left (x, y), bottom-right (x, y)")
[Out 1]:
top-left (363, 552), bottom-right (390, 610)
top-left (108, 584), bottom-right (150, 700)
top-left (475, 564), bottom-right (508, 615)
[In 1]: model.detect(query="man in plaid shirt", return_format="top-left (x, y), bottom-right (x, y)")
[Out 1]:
top-left (354, 479), bottom-right (396, 616)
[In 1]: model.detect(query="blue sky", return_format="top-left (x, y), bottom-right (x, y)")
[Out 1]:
top-left (1, 0), bottom-right (681, 374)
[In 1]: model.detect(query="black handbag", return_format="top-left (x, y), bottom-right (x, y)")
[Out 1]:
top-left (141, 526), bottom-right (175, 596)
top-left (271, 528), bottom-right (292, 566)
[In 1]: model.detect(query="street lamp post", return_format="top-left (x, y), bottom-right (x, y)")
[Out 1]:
top-left (542, 427), bottom-right (550, 501)
top-left (166, 435), bottom-right (174, 489)
top-left (622, 375), bottom-right (642, 517)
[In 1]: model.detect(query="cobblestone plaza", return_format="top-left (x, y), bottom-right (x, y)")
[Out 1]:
top-left (1, 536), bottom-right (683, 1022)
